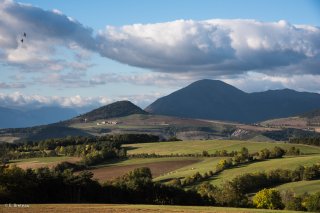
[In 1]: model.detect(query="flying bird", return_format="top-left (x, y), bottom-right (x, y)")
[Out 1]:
top-left (21, 39), bottom-right (24, 43)
top-left (23, 32), bottom-right (26, 37)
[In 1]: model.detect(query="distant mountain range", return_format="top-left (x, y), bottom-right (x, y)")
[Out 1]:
top-left (2, 79), bottom-right (320, 129)
top-left (1, 93), bottom-right (320, 142)
top-left (146, 79), bottom-right (320, 123)
top-left (0, 106), bottom-right (77, 128)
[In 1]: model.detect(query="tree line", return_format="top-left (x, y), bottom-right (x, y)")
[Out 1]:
top-left (0, 134), bottom-right (160, 165)
top-left (289, 137), bottom-right (320, 146)
top-left (0, 164), bottom-right (319, 211)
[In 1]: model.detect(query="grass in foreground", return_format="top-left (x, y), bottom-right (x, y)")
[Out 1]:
top-left (0, 204), bottom-right (304, 213)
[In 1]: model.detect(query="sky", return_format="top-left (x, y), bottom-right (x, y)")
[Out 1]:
top-left (0, 0), bottom-right (319, 111)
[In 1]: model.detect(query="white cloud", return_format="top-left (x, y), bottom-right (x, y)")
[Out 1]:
top-left (0, 91), bottom-right (161, 110)
top-left (97, 19), bottom-right (320, 76)
top-left (224, 72), bottom-right (320, 93)
top-left (0, 0), bottom-right (95, 72)
top-left (0, 92), bottom-right (113, 109)
top-left (0, 0), bottom-right (320, 100)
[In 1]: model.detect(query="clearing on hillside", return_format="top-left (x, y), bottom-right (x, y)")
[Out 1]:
top-left (10, 156), bottom-right (80, 170)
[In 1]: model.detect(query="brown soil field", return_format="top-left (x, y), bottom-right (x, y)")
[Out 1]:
top-left (89, 160), bottom-right (199, 182)
top-left (14, 157), bottom-right (81, 170)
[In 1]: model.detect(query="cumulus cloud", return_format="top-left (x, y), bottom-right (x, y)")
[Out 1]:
top-left (224, 72), bottom-right (320, 93)
top-left (0, 92), bottom-right (159, 110)
top-left (1, 0), bottom-right (320, 79)
top-left (1, 0), bottom-right (320, 105)
top-left (97, 19), bottom-right (320, 76)
top-left (0, 0), bottom-right (95, 71)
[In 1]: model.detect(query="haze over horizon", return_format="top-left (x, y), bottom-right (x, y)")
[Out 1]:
top-left (0, 0), bottom-right (319, 110)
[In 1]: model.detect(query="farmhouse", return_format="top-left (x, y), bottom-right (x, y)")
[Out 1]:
top-left (96, 121), bottom-right (118, 126)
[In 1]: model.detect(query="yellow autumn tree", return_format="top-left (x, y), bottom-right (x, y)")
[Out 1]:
top-left (253, 188), bottom-right (284, 209)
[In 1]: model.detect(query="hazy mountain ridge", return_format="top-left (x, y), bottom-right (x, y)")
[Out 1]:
top-left (146, 79), bottom-right (320, 123)
top-left (0, 106), bottom-right (78, 128)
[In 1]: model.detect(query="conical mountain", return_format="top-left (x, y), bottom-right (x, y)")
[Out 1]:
top-left (146, 79), bottom-right (320, 123)
top-left (74, 100), bottom-right (147, 122)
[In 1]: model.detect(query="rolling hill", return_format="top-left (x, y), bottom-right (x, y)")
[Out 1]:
top-left (146, 79), bottom-right (320, 123)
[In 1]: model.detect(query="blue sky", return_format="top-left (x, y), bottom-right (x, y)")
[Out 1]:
top-left (0, 0), bottom-right (319, 110)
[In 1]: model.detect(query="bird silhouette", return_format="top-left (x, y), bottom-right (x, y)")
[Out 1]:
top-left (21, 39), bottom-right (24, 43)
top-left (23, 32), bottom-right (26, 37)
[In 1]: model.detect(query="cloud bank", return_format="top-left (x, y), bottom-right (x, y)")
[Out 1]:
top-left (1, 0), bottom-right (320, 109)
top-left (0, 92), bottom-right (112, 109)
top-left (97, 19), bottom-right (320, 76)
top-left (0, 0), bottom-right (95, 71)
top-left (1, 0), bottom-right (319, 77)
top-left (0, 91), bottom-right (163, 110)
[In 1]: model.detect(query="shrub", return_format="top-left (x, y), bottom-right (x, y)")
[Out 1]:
top-left (304, 192), bottom-right (320, 212)
top-left (253, 188), bottom-right (284, 209)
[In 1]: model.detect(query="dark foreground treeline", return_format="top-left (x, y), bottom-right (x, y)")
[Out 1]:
top-left (0, 166), bottom-right (204, 205)
top-left (0, 164), bottom-right (320, 211)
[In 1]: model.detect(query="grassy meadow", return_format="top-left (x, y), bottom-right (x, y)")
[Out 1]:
top-left (275, 180), bottom-right (320, 195)
top-left (124, 140), bottom-right (320, 155)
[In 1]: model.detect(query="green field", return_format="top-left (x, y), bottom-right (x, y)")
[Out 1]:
top-left (9, 140), bottom-right (320, 188)
top-left (208, 155), bottom-right (320, 186)
top-left (0, 204), bottom-right (304, 213)
top-left (124, 140), bottom-right (320, 155)
top-left (154, 157), bottom-right (225, 181)
top-left (276, 180), bottom-right (320, 195)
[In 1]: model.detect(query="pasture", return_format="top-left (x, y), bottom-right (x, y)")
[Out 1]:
top-left (275, 180), bottom-right (320, 195)
top-left (124, 140), bottom-right (320, 155)
top-left (207, 155), bottom-right (320, 186)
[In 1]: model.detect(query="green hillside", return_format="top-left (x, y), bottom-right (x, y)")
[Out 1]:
top-left (208, 155), bottom-right (320, 186)
top-left (276, 180), bottom-right (320, 195)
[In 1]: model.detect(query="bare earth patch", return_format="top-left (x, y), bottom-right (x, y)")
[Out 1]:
top-left (90, 160), bottom-right (199, 182)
